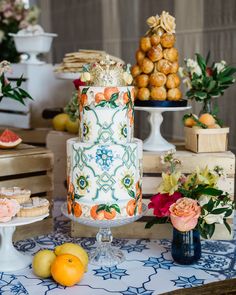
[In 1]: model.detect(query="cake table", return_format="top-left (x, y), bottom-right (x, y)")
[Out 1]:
top-left (135, 106), bottom-right (191, 151)
top-left (0, 214), bottom-right (48, 272)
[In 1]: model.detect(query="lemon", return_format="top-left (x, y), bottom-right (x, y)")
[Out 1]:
top-left (65, 118), bottom-right (79, 134)
top-left (54, 243), bottom-right (89, 271)
top-left (32, 249), bottom-right (56, 278)
top-left (52, 113), bottom-right (69, 131)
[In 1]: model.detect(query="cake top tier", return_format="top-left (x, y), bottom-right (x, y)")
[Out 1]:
top-left (80, 55), bottom-right (133, 87)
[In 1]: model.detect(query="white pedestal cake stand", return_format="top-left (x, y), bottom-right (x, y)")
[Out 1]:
top-left (135, 106), bottom-right (191, 152)
top-left (0, 214), bottom-right (48, 272)
top-left (61, 203), bottom-right (147, 267)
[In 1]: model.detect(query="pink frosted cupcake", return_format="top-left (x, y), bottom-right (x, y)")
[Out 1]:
top-left (0, 198), bottom-right (20, 222)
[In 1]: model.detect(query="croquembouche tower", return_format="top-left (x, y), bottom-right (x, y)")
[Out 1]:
top-left (66, 56), bottom-right (143, 221)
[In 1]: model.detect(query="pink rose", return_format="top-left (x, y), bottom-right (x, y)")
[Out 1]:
top-left (169, 197), bottom-right (201, 232)
top-left (148, 192), bottom-right (182, 218)
top-left (0, 199), bottom-right (20, 222)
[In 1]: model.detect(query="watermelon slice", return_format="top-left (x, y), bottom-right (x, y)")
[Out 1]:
top-left (0, 129), bottom-right (22, 149)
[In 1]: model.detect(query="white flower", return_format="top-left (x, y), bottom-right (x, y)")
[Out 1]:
top-left (80, 72), bottom-right (91, 82)
top-left (214, 60), bottom-right (226, 74)
top-left (123, 72), bottom-right (133, 85)
top-left (204, 213), bottom-right (225, 224)
top-left (186, 58), bottom-right (202, 76)
top-left (0, 30), bottom-right (5, 43)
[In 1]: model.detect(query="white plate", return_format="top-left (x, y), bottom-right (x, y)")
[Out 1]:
top-left (54, 72), bottom-right (81, 80)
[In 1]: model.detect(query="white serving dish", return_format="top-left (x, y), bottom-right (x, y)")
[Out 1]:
top-left (9, 33), bottom-right (57, 64)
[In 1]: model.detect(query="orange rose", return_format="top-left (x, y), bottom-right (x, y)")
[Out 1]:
top-left (169, 197), bottom-right (201, 232)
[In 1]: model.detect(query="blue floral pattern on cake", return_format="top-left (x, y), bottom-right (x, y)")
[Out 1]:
top-left (95, 146), bottom-right (114, 171)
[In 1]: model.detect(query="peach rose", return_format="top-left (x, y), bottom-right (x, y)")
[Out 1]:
top-left (169, 197), bottom-right (201, 232)
top-left (0, 198), bottom-right (20, 222)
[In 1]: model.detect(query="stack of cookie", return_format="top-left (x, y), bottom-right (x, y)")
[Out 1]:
top-left (0, 187), bottom-right (49, 219)
top-left (55, 49), bottom-right (124, 74)
top-left (131, 11), bottom-right (182, 101)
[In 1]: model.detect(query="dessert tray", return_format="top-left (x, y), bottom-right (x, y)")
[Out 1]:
top-left (0, 214), bottom-right (48, 272)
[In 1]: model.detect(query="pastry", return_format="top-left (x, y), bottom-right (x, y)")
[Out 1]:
top-left (136, 74), bottom-right (149, 88)
top-left (167, 88), bottom-right (182, 101)
top-left (17, 197), bottom-right (49, 217)
top-left (166, 74), bottom-right (181, 88)
top-left (147, 46), bottom-right (163, 62)
top-left (160, 33), bottom-right (176, 48)
top-left (135, 50), bottom-right (145, 66)
top-left (140, 36), bottom-right (152, 52)
top-left (149, 72), bottom-right (167, 87)
top-left (157, 59), bottom-right (172, 75)
top-left (169, 61), bottom-right (179, 74)
top-left (150, 86), bottom-right (167, 100)
top-left (0, 187), bottom-right (31, 204)
top-left (150, 34), bottom-right (161, 46)
top-left (163, 48), bottom-right (178, 62)
top-left (131, 64), bottom-right (142, 78)
top-left (137, 87), bottom-right (150, 100)
top-left (141, 58), bottom-right (154, 74)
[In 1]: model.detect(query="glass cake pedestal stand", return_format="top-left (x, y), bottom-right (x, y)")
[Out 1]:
top-left (61, 202), bottom-right (147, 267)
top-left (0, 214), bottom-right (48, 272)
top-left (135, 106), bottom-right (191, 152)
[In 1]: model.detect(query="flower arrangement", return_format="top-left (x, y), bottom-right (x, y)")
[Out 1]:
top-left (146, 150), bottom-right (234, 239)
top-left (179, 53), bottom-right (236, 105)
top-left (0, 60), bottom-right (32, 104)
top-left (0, 0), bottom-right (40, 62)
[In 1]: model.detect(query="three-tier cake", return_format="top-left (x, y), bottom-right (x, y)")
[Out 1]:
top-left (67, 56), bottom-right (143, 221)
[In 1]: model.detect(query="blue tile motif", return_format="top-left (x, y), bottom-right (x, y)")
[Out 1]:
top-left (96, 146), bottom-right (114, 171)
top-left (121, 286), bottom-right (154, 295)
top-left (171, 275), bottom-right (204, 288)
top-left (143, 256), bottom-right (174, 270)
top-left (93, 266), bottom-right (128, 280)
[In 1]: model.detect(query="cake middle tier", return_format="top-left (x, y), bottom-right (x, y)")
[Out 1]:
top-left (67, 138), bottom-right (143, 219)
top-left (79, 86), bottom-right (134, 144)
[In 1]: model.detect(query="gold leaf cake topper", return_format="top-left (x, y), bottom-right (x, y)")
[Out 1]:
top-left (80, 55), bottom-right (133, 86)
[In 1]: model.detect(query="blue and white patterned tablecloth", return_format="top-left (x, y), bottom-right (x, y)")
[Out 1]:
top-left (1, 205), bottom-right (236, 295)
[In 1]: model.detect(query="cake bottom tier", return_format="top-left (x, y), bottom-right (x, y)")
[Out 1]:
top-left (67, 138), bottom-right (143, 220)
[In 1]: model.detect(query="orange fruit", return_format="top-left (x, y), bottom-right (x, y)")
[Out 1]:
top-left (126, 199), bottom-right (136, 216)
top-left (73, 203), bottom-right (82, 217)
top-left (67, 199), bottom-right (72, 214)
top-left (123, 92), bottom-right (129, 104)
top-left (80, 94), bottom-right (88, 106)
top-left (51, 254), bottom-right (84, 287)
top-left (104, 208), bottom-right (116, 220)
top-left (184, 117), bottom-right (196, 127)
top-left (90, 205), bottom-right (105, 220)
top-left (95, 92), bottom-right (105, 104)
top-left (199, 113), bottom-right (215, 126)
top-left (104, 87), bottom-right (119, 101)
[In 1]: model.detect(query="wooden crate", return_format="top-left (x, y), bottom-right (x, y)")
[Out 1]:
top-left (0, 127), bottom-right (50, 146)
top-left (184, 126), bottom-right (229, 153)
top-left (0, 144), bottom-right (54, 241)
top-left (71, 146), bottom-right (235, 240)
